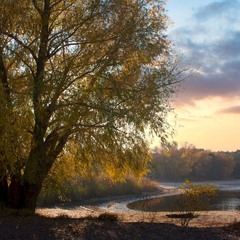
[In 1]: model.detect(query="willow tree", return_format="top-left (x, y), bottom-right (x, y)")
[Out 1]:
top-left (0, 0), bottom-right (182, 212)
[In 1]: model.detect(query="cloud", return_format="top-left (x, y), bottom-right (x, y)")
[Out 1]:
top-left (193, 0), bottom-right (240, 21)
top-left (218, 105), bottom-right (240, 114)
top-left (176, 60), bottom-right (240, 105)
top-left (170, 0), bottom-right (240, 106)
top-left (177, 118), bottom-right (199, 122)
top-left (213, 32), bottom-right (240, 61)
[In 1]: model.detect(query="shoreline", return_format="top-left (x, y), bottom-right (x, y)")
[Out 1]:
top-left (35, 182), bottom-right (240, 228)
top-left (37, 184), bottom-right (180, 213)
top-left (37, 180), bottom-right (240, 214)
top-left (98, 188), bottom-right (181, 212)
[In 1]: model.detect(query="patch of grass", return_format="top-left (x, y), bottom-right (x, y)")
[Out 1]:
top-left (97, 212), bottom-right (119, 221)
top-left (55, 213), bottom-right (71, 219)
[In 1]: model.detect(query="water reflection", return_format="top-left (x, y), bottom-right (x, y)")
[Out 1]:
top-left (213, 191), bottom-right (240, 211)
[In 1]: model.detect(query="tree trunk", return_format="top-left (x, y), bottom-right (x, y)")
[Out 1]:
top-left (7, 179), bottom-right (43, 214)
top-left (0, 176), bottom-right (8, 208)
top-left (3, 132), bottom-right (66, 213)
top-left (22, 182), bottom-right (43, 212)
top-left (8, 176), bottom-right (24, 209)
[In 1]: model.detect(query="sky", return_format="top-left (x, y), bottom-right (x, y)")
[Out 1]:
top-left (159, 0), bottom-right (240, 152)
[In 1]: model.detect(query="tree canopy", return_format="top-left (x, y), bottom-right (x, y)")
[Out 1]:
top-left (0, 0), bottom-right (182, 212)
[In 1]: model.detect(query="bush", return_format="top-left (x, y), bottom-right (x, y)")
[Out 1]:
top-left (178, 180), bottom-right (218, 212)
top-left (174, 180), bottom-right (218, 226)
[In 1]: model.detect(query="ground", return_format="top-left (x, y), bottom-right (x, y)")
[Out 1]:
top-left (0, 207), bottom-right (239, 240)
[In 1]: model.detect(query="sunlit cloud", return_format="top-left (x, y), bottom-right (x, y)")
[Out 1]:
top-left (169, 0), bottom-right (240, 106)
top-left (160, 0), bottom-right (240, 151)
top-left (218, 105), bottom-right (240, 114)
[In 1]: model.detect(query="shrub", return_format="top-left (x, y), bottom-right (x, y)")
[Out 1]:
top-left (178, 180), bottom-right (218, 212)
top-left (174, 180), bottom-right (218, 226)
top-left (98, 213), bottom-right (119, 221)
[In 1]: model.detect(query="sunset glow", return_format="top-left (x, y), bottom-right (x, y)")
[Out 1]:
top-left (158, 0), bottom-right (240, 151)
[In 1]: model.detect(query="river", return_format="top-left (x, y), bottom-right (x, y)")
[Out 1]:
top-left (100, 180), bottom-right (240, 212)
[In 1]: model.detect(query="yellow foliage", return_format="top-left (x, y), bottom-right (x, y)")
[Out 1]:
top-left (0, 0), bottom-right (184, 210)
top-left (179, 180), bottom-right (218, 212)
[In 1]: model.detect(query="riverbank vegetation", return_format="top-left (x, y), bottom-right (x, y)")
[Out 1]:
top-left (37, 144), bottom-right (160, 205)
top-left (37, 141), bottom-right (240, 206)
top-left (38, 175), bottom-right (160, 206)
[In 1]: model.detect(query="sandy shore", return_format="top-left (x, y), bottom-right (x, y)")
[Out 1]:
top-left (37, 206), bottom-right (240, 228)
top-left (0, 203), bottom-right (239, 240)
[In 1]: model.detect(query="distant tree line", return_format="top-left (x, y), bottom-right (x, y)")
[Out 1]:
top-left (150, 142), bottom-right (240, 181)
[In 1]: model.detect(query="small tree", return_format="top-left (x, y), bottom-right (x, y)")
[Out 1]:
top-left (175, 180), bottom-right (218, 226)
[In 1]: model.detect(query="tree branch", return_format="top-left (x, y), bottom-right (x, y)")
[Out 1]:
top-left (1, 32), bottom-right (38, 61)
top-left (0, 48), bottom-right (10, 101)
top-left (32, 0), bottom-right (43, 15)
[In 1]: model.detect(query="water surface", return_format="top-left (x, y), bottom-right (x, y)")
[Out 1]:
top-left (128, 180), bottom-right (240, 212)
